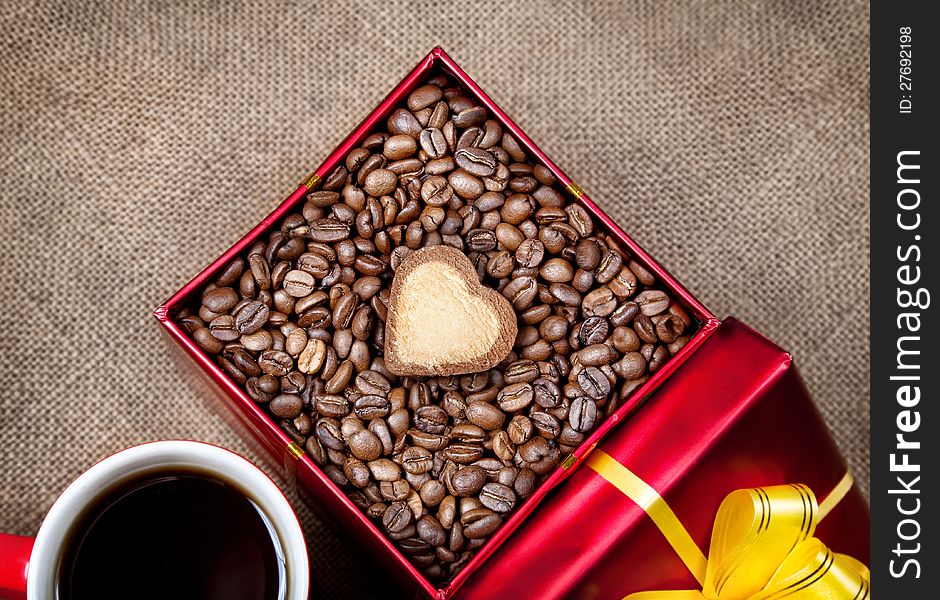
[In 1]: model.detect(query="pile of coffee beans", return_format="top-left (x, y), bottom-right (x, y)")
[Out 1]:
top-left (178, 73), bottom-right (695, 582)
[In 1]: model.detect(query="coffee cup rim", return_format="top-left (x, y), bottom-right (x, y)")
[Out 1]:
top-left (28, 440), bottom-right (309, 600)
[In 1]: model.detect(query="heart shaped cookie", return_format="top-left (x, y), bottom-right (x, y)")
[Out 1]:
top-left (385, 245), bottom-right (518, 377)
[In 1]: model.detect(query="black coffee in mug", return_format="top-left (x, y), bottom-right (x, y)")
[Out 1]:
top-left (57, 470), bottom-right (283, 600)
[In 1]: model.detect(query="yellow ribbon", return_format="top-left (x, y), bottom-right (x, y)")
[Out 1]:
top-left (584, 450), bottom-right (870, 600)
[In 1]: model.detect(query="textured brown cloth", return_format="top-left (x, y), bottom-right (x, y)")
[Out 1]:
top-left (0, 1), bottom-right (869, 598)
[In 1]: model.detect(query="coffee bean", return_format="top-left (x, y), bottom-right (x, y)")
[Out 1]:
top-left (216, 258), bottom-right (245, 287)
top-left (344, 458), bottom-right (372, 488)
top-left (437, 496), bottom-right (457, 530)
top-left (520, 339), bottom-right (551, 362)
top-left (420, 128), bottom-right (449, 159)
top-left (362, 169), bottom-right (397, 197)
top-left (450, 423), bottom-right (486, 444)
top-left (417, 515), bottom-right (447, 547)
top-left (218, 355), bottom-right (247, 384)
top-left (202, 287), bottom-right (238, 313)
top-left (501, 132), bottom-right (526, 161)
top-left (507, 415), bottom-right (533, 445)
top-left (463, 510), bottom-right (501, 539)
top-left (384, 134), bottom-right (418, 160)
top-left (532, 378), bottom-right (562, 408)
top-left (234, 300), bottom-right (271, 339)
top-left (179, 314), bottom-right (205, 335)
top-left (454, 147), bottom-right (497, 177)
top-left (534, 206), bottom-right (565, 226)
top-left (549, 283), bottom-right (581, 307)
top-left (595, 251), bottom-right (622, 284)
top-left (540, 258), bottom-right (574, 283)
top-left (465, 402), bottom-right (506, 430)
top-left (569, 397), bottom-right (597, 433)
top-left (610, 325), bottom-right (641, 353)
top-left (565, 204), bottom-right (594, 237)
top-left (530, 448), bottom-right (561, 476)
top-left (279, 371), bottom-right (305, 395)
top-left (629, 259), bottom-right (656, 286)
top-left (420, 175), bottom-right (453, 207)
top-left (514, 468), bottom-right (537, 498)
top-left (583, 287), bottom-right (618, 317)
top-left (449, 170), bottom-right (485, 199)
top-left (502, 276), bottom-right (538, 310)
top-left (270, 394), bottom-right (303, 419)
top-left (609, 301), bottom-right (639, 327)
top-left (387, 108), bottom-right (422, 137)
top-left (402, 446), bottom-right (434, 474)
top-left (634, 314), bottom-right (658, 344)
top-left (408, 84), bottom-right (443, 111)
top-left (369, 419), bottom-right (394, 456)
top-left (285, 328), bottom-right (308, 357)
top-left (354, 395), bottom-right (391, 420)
top-left (578, 315), bottom-right (609, 346)
top-left (479, 483), bottom-right (516, 513)
top-left (309, 218), bottom-right (351, 243)
top-left (482, 251), bottom-right (512, 279)
top-left (492, 431), bottom-right (516, 462)
top-left (283, 270), bottom-right (315, 297)
top-left (350, 305), bottom-right (376, 338)
top-left (315, 418), bottom-right (344, 452)
top-left (649, 345), bottom-right (670, 373)
top-left (258, 350), bottom-right (293, 376)
top-left (496, 382), bottom-right (533, 412)
top-left (383, 501), bottom-right (412, 533)
top-left (518, 436), bottom-right (549, 464)
top-left (398, 536), bottom-right (430, 555)
top-left (442, 443), bottom-right (484, 464)
top-left (503, 360), bottom-right (538, 385)
top-left (248, 253), bottom-right (271, 290)
top-left (415, 405), bottom-right (448, 434)
top-left (297, 339), bottom-right (327, 374)
top-left (655, 314), bottom-right (685, 344)
top-left (246, 374), bottom-right (278, 401)
top-left (515, 239), bottom-right (544, 269)
top-left (574, 239), bottom-right (601, 270)
top-left (208, 315), bottom-right (240, 341)
top-left (571, 269), bottom-right (594, 293)
top-left (451, 466), bottom-right (485, 497)
top-left (420, 480), bottom-right (447, 507)
top-left (579, 343), bottom-right (615, 366)
top-left (531, 411), bottom-right (561, 439)
top-left (613, 352), bottom-right (647, 380)
top-left (498, 194), bottom-right (533, 225)
top-left (577, 367), bottom-right (611, 400)
top-left (352, 371), bottom-right (389, 398)
top-left (368, 459), bottom-right (402, 482)
top-left (292, 251), bottom-right (329, 279)
top-left (452, 105), bottom-right (486, 128)
top-left (609, 267), bottom-right (638, 298)
top-left (409, 429), bottom-right (450, 452)
top-left (228, 348), bottom-right (261, 377)
top-left (636, 290), bottom-right (671, 316)
top-left (466, 228), bottom-right (497, 252)
top-left (312, 394), bottom-right (347, 419)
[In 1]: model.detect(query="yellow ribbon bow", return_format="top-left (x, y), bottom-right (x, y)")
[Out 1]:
top-left (584, 450), bottom-right (870, 600)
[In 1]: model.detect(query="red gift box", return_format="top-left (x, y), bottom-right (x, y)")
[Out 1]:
top-left (154, 48), bottom-right (868, 598)
top-left (457, 318), bottom-right (870, 599)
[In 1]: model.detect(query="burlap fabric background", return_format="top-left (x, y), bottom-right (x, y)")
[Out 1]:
top-left (1, 1), bottom-right (868, 597)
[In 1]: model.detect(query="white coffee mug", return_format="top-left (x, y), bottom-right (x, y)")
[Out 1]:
top-left (0, 440), bottom-right (309, 599)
